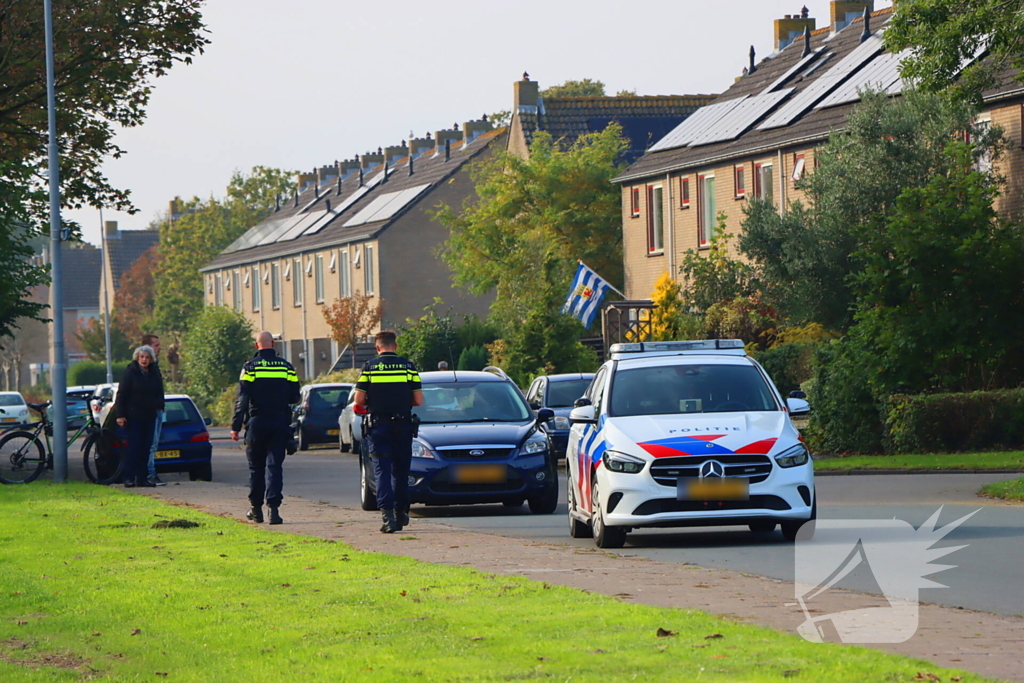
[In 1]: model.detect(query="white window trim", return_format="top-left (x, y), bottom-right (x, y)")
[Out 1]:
top-left (698, 174), bottom-right (716, 248)
top-left (647, 183), bottom-right (665, 254)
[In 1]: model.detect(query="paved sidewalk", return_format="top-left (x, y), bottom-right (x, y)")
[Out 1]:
top-left (142, 482), bottom-right (1024, 682)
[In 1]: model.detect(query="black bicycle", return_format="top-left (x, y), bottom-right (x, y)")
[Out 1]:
top-left (0, 401), bottom-right (119, 484)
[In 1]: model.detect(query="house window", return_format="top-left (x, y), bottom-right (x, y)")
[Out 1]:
top-left (972, 117), bottom-right (993, 173)
top-left (251, 266), bottom-right (261, 312)
top-left (339, 249), bottom-right (351, 297)
top-left (315, 254), bottom-right (325, 303)
top-left (364, 244), bottom-right (375, 295)
top-left (293, 258), bottom-right (303, 306)
top-left (214, 274), bottom-right (223, 306)
top-left (630, 187), bottom-right (640, 217)
top-left (680, 177), bottom-right (690, 208)
top-left (734, 165), bottom-right (746, 198)
top-left (232, 271), bottom-right (242, 310)
top-left (271, 263), bottom-right (281, 310)
top-left (697, 174), bottom-right (716, 247)
top-left (792, 154), bottom-right (806, 182)
top-left (754, 163), bottom-right (774, 203)
top-left (646, 185), bottom-right (664, 253)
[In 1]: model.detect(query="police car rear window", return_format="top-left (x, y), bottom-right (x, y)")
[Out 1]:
top-left (609, 364), bottom-right (778, 417)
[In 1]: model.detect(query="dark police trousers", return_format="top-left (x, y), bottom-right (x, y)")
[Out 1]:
top-left (245, 415), bottom-right (289, 507)
top-left (365, 420), bottom-right (412, 512)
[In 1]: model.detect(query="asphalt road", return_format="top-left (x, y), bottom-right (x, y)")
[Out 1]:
top-left (152, 431), bottom-right (1024, 618)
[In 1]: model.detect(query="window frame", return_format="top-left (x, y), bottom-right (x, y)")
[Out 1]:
top-left (791, 153), bottom-right (806, 182)
top-left (630, 187), bottom-right (641, 217)
top-left (214, 273), bottom-right (223, 307)
top-left (251, 266), bottom-right (261, 312)
top-left (232, 270), bottom-right (242, 310)
top-left (679, 176), bottom-right (690, 209)
top-left (271, 263), bottom-right (281, 310)
top-left (697, 173), bottom-right (716, 248)
top-left (339, 249), bottom-right (351, 297)
top-left (734, 165), bottom-right (746, 198)
top-left (754, 163), bottom-right (774, 202)
top-left (314, 254), bottom-right (325, 303)
top-left (292, 257), bottom-right (303, 307)
top-left (645, 184), bottom-right (665, 254)
top-left (364, 244), bottom-right (375, 295)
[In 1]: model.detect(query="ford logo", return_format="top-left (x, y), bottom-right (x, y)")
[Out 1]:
top-left (469, 449), bottom-right (485, 457)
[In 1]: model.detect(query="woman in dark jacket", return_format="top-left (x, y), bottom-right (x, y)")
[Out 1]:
top-left (113, 345), bottom-right (165, 487)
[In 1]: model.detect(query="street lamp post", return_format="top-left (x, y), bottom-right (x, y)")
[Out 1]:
top-left (44, 0), bottom-right (68, 482)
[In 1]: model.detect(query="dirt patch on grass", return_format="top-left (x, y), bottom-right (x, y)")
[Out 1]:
top-left (1, 637), bottom-right (91, 671)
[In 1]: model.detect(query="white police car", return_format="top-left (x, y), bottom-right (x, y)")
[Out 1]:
top-left (566, 340), bottom-right (815, 548)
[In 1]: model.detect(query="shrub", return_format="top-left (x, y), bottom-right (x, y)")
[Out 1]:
top-left (804, 339), bottom-right (885, 455)
top-left (884, 389), bottom-right (1024, 453)
top-left (753, 343), bottom-right (816, 397)
top-left (68, 360), bottom-right (110, 387)
top-left (210, 385), bottom-right (237, 427)
top-left (308, 369), bottom-right (361, 385)
top-left (457, 345), bottom-right (488, 371)
top-left (181, 306), bottom-right (255, 405)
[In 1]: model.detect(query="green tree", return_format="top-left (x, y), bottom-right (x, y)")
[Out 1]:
top-left (151, 166), bottom-right (294, 339)
top-left (322, 293), bottom-right (384, 369)
top-left (678, 227), bottom-right (755, 315)
top-left (435, 125), bottom-right (627, 333)
top-left (540, 79), bottom-right (606, 98)
top-left (399, 300), bottom-right (459, 371)
top-left (886, 0), bottom-right (1024, 102)
top-left (0, 164), bottom-right (48, 341)
top-left (74, 316), bottom-right (133, 363)
top-left (181, 306), bottom-right (255, 405)
top-left (739, 89), bottom-right (999, 330)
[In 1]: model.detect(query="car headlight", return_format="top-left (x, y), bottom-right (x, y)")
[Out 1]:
top-left (552, 416), bottom-right (571, 430)
top-left (411, 440), bottom-right (435, 460)
top-left (602, 450), bottom-right (646, 474)
top-left (774, 444), bottom-right (810, 468)
top-left (520, 437), bottom-right (549, 455)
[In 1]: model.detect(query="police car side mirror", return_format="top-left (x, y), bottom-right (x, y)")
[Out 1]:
top-left (569, 405), bottom-right (596, 425)
top-left (789, 390), bottom-right (807, 399)
top-left (786, 398), bottom-right (810, 416)
top-left (536, 408), bottom-right (554, 423)
top-left (529, 401), bottom-right (541, 410)
top-left (573, 397), bottom-right (591, 408)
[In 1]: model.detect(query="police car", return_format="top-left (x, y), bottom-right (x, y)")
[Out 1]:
top-left (566, 340), bottom-right (815, 548)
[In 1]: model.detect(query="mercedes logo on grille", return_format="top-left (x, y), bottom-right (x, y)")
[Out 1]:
top-left (469, 449), bottom-right (485, 457)
top-left (699, 460), bottom-right (725, 478)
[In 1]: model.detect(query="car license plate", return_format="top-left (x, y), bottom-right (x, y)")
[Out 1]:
top-left (155, 450), bottom-right (180, 460)
top-left (452, 464), bottom-right (507, 484)
top-left (1, 417), bottom-right (15, 423)
top-left (327, 429), bottom-right (339, 436)
top-left (677, 478), bottom-right (749, 501)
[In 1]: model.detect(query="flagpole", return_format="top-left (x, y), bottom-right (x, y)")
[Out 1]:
top-left (577, 260), bottom-right (627, 299)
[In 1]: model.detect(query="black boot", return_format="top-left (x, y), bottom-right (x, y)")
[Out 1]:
top-left (380, 509), bottom-right (399, 534)
top-left (246, 506), bottom-right (264, 523)
top-left (397, 508), bottom-right (410, 528)
top-left (268, 507), bottom-right (283, 525)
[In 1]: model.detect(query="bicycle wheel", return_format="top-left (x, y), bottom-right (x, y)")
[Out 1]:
top-left (0, 430), bottom-right (47, 484)
top-left (83, 429), bottom-right (122, 485)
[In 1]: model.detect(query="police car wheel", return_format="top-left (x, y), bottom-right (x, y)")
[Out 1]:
top-left (591, 478), bottom-right (626, 549)
top-left (567, 477), bottom-right (592, 539)
top-left (359, 456), bottom-right (377, 511)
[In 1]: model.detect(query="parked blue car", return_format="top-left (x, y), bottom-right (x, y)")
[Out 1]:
top-left (523, 373), bottom-right (595, 459)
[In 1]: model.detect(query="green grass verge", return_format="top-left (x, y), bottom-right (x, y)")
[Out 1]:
top-left (979, 476), bottom-right (1024, 502)
top-left (0, 484), bottom-right (988, 682)
top-left (814, 451), bottom-right (1024, 471)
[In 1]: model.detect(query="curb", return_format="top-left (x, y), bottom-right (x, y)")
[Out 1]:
top-left (815, 468), bottom-right (1024, 476)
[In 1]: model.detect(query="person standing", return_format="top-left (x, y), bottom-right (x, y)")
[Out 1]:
top-left (437, 360), bottom-right (448, 371)
top-left (230, 331), bottom-right (300, 525)
top-left (354, 330), bottom-right (423, 534)
top-left (141, 333), bottom-right (167, 486)
top-left (113, 346), bottom-right (164, 488)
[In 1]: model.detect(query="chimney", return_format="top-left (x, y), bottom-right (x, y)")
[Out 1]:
top-left (296, 171), bottom-right (317, 191)
top-left (360, 150), bottom-right (384, 172)
top-left (384, 142), bottom-right (408, 167)
top-left (774, 8), bottom-right (816, 51)
top-left (463, 116), bottom-right (493, 146)
top-left (860, 6), bottom-right (871, 41)
top-left (168, 198), bottom-right (182, 219)
top-left (316, 164), bottom-right (337, 185)
top-left (408, 154), bottom-right (414, 176)
top-left (434, 127), bottom-right (462, 155)
top-left (338, 157), bottom-right (361, 180)
top-left (514, 72), bottom-right (539, 111)
top-left (830, 1), bottom-right (873, 33)
top-left (104, 220), bottom-right (120, 239)
top-left (748, 45), bottom-right (757, 75)
top-left (408, 133), bottom-right (433, 159)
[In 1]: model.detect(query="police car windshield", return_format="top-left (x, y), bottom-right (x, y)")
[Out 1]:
top-left (414, 382), bottom-right (531, 424)
top-left (609, 364), bottom-right (779, 417)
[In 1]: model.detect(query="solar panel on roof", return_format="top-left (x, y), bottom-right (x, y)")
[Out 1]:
top-left (255, 215), bottom-right (305, 246)
top-left (648, 97), bottom-right (749, 152)
top-left (688, 89), bottom-right (794, 147)
top-left (814, 49), bottom-right (908, 109)
top-left (761, 49), bottom-right (826, 94)
top-left (757, 33), bottom-right (884, 130)
top-left (297, 185), bottom-right (372, 239)
top-left (342, 184), bottom-right (431, 228)
top-left (277, 210), bottom-right (329, 242)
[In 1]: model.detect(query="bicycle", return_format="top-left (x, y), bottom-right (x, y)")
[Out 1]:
top-left (0, 401), bottom-right (117, 484)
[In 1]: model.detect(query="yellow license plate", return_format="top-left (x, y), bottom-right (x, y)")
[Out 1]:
top-left (155, 450), bottom-right (180, 460)
top-left (452, 464), bottom-right (507, 484)
top-left (327, 429), bottom-right (339, 436)
top-left (1, 417), bottom-right (15, 423)
top-left (681, 478), bottom-right (749, 501)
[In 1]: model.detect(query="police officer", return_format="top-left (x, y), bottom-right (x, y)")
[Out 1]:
top-left (353, 330), bottom-right (423, 534)
top-left (231, 331), bottom-right (301, 525)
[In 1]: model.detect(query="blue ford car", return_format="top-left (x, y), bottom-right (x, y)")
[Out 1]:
top-left (359, 370), bottom-right (557, 514)
top-left (102, 394), bottom-right (213, 481)
top-left (524, 373), bottom-right (595, 459)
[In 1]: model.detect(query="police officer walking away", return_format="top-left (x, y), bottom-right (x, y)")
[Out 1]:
top-left (231, 331), bottom-right (301, 525)
top-left (354, 330), bottom-right (423, 533)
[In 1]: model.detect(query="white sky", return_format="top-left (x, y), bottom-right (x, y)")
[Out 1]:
top-left (66, 0), bottom-right (892, 245)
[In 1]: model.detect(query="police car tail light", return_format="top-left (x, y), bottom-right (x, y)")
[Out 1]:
top-left (411, 440), bottom-right (435, 459)
top-left (774, 444), bottom-right (810, 468)
top-left (602, 450), bottom-right (646, 473)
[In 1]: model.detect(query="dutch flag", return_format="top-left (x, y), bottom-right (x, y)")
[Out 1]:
top-left (562, 261), bottom-right (611, 329)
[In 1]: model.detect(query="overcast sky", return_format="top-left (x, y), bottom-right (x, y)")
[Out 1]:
top-left (66, 0), bottom-right (892, 245)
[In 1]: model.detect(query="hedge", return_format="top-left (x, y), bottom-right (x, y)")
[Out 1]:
top-left (884, 388), bottom-right (1024, 453)
top-left (68, 360), bottom-right (111, 387)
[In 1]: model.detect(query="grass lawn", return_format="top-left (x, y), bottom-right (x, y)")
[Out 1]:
top-left (979, 477), bottom-right (1024, 502)
top-left (814, 451), bottom-right (1024, 472)
top-left (0, 484), bottom-right (989, 682)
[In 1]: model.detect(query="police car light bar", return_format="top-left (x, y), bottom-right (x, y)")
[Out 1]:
top-left (609, 339), bottom-right (746, 355)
